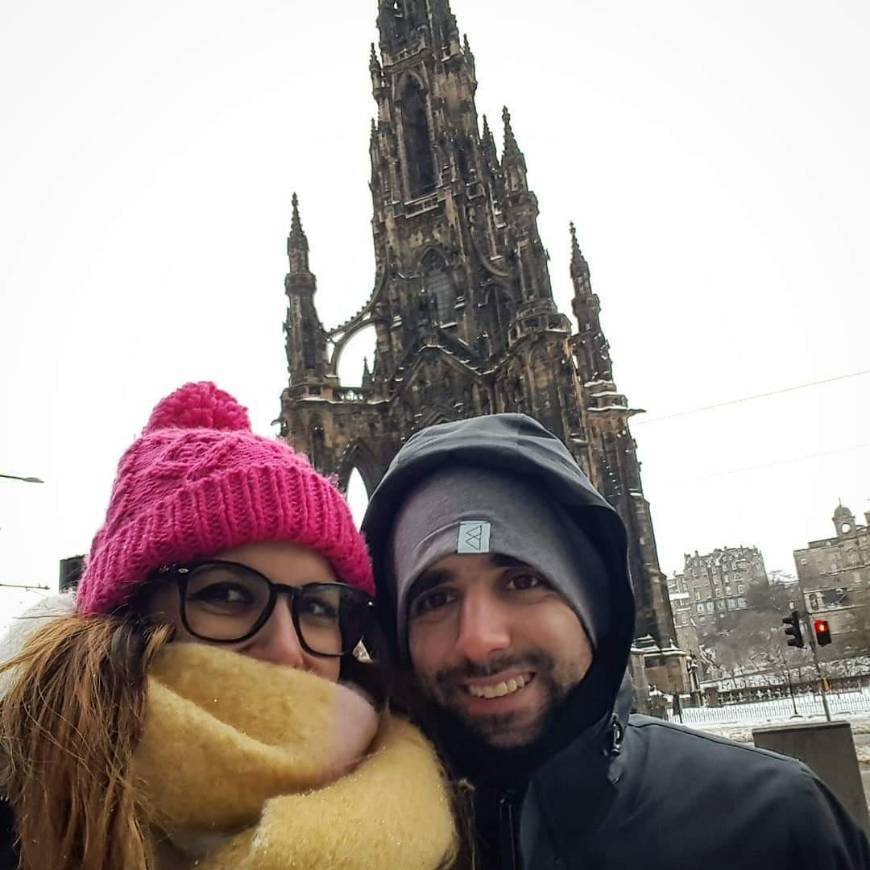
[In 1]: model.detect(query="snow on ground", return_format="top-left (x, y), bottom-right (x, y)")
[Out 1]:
top-left (681, 712), bottom-right (870, 767)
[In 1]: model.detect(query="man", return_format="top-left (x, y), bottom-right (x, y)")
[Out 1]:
top-left (363, 413), bottom-right (869, 869)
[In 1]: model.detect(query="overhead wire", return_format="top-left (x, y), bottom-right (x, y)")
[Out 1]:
top-left (666, 442), bottom-right (870, 485)
top-left (629, 367), bottom-right (870, 482)
top-left (633, 368), bottom-right (870, 426)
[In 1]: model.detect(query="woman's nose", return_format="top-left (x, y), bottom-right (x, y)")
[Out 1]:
top-left (246, 598), bottom-right (307, 669)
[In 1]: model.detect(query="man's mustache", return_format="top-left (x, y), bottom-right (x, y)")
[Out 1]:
top-left (434, 651), bottom-right (556, 689)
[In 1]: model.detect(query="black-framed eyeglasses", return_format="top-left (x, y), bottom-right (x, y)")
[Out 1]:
top-left (154, 560), bottom-right (373, 657)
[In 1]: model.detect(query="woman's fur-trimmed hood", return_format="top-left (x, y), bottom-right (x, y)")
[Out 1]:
top-left (0, 593), bottom-right (76, 699)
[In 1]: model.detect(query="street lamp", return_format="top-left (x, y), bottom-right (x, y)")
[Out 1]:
top-left (0, 473), bottom-right (48, 591)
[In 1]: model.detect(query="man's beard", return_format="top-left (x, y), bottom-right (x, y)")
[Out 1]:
top-left (422, 650), bottom-right (571, 748)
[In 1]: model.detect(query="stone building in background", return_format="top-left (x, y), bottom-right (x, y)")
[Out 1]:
top-left (277, 0), bottom-right (679, 679)
top-left (667, 546), bottom-right (769, 655)
top-left (794, 504), bottom-right (870, 643)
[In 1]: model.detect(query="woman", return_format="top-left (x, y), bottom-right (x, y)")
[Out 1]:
top-left (0, 382), bottom-right (456, 870)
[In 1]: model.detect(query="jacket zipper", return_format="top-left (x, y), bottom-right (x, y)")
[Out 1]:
top-left (499, 792), bottom-right (520, 870)
top-left (450, 716), bottom-right (624, 869)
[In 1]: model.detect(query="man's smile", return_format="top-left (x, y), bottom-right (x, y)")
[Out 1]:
top-left (463, 672), bottom-right (535, 700)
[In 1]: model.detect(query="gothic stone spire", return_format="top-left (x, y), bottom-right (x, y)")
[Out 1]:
top-left (570, 221), bottom-right (591, 290)
top-left (570, 223), bottom-right (612, 383)
top-left (502, 105), bottom-right (520, 157)
top-left (501, 105), bottom-right (530, 195)
top-left (287, 192), bottom-right (311, 275)
top-left (284, 193), bottom-right (326, 384)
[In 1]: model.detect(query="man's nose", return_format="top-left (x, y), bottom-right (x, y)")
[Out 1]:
top-left (455, 591), bottom-right (511, 663)
top-left (246, 597), bottom-right (307, 669)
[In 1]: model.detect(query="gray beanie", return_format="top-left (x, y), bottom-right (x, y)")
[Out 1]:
top-left (388, 465), bottom-right (610, 654)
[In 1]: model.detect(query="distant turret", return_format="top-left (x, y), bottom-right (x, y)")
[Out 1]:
top-left (833, 502), bottom-right (856, 537)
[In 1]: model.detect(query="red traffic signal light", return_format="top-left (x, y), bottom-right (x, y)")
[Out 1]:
top-left (813, 619), bottom-right (832, 646)
top-left (782, 610), bottom-right (804, 648)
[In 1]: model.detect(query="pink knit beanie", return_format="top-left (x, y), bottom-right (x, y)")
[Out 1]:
top-left (77, 382), bottom-right (374, 615)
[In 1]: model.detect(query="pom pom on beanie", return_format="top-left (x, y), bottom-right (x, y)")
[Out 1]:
top-left (76, 382), bottom-right (374, 615)
top-left (145, 381), bottom-right (251, 434)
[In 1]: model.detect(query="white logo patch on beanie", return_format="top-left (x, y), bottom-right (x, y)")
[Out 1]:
top-left (457, 521), bottom-right (492, 554)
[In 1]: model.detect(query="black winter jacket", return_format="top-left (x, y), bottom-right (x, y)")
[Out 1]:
top-left (503, 706), bottom-right (869, 868)
top-left (0, 801), bottom-right (16, 870)
top-left (362, 413), bottom-right (870, 869)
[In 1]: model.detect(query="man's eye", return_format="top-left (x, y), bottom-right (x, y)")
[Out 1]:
top-left (410, 588), bottom-right (454, 618)
top-left (506, 573), bottom-right (548, 592)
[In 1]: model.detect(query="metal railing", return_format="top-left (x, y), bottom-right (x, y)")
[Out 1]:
top-left (668, 687), bottom-right (870, 726)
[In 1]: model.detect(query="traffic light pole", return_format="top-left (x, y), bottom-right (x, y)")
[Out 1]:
top-left (792, 573), bottom-right (833, 723)
top-left (802, 611), bottom-right (832, 723)
top-left (785, 668), bottom-right (800, 718)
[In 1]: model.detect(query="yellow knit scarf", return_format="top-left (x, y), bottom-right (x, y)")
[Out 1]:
top-left (133, 644), bottom-right (457, 870)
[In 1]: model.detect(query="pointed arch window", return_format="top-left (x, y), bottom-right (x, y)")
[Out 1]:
top-left (422, 250), bottom-right (455, 323)
top-left (309, 424), bottom-right (325, 471)
top-left (302, 324), bottom-right (317, 369)
top-left (456, 137), bottom-right (470, 181)
top-left (378, 1), bottom-right (402, 42)
top-left (485, 284), bottom-right (515, 343)
top-left (401, 77), bottom-right (436, 198)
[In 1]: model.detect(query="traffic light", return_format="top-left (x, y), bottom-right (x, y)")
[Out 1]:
top-left (813, 619), bottom-right (832, 646)
top-left (782, 610), bottom-right (804, 648)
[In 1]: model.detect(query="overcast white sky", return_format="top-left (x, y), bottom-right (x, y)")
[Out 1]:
top-left (1, 0), bottom-right (868, 626)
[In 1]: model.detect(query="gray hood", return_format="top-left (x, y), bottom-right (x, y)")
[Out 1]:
top-left (362, 413), bottom-right (636, 722)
